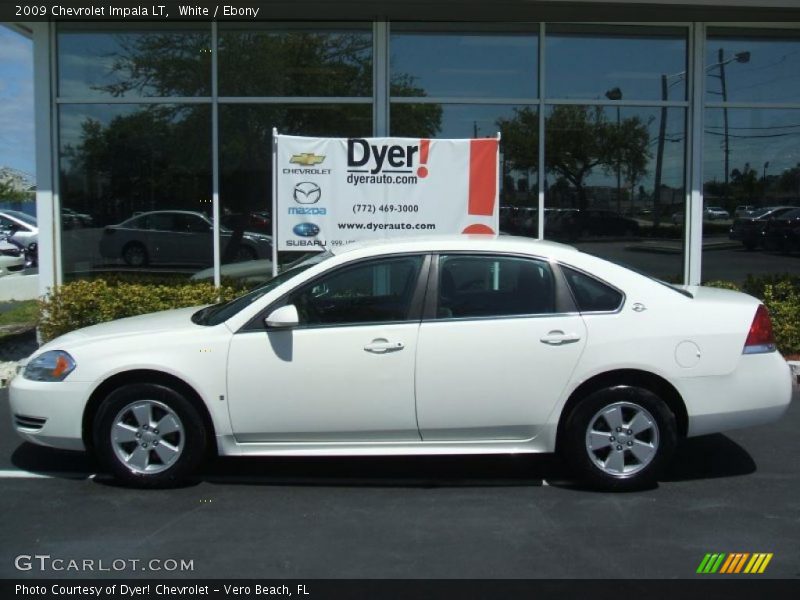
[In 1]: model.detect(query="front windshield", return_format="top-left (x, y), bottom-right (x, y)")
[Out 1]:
top-left (192, 251), bottom-right (333, 326)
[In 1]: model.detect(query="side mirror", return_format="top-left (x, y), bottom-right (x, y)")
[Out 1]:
top-left (265, 304), bottom-right (299, 329)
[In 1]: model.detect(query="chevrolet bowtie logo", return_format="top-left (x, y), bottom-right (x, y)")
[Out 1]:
top-left (289, 153), bottom-right (326, 166)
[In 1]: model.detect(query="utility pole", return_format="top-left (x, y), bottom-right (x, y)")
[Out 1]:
top-left (719, 48), bottom-right (730, 208)
top-left (653, 74), bottom-right (667, 230)
top-left (605, 87), bottom-right (623, 214)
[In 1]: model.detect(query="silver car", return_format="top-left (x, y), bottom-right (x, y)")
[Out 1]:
top-left (98, 210), bottom-right (272, 267)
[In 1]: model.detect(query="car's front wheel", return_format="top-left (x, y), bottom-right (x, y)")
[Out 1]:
top-left (93, 383), bottom-right (207, 488)
top-left (561, 386), bottom-right (677, 491)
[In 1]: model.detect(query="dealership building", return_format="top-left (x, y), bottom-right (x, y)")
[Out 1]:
top-left (6, 0), bottom-right (800, 295)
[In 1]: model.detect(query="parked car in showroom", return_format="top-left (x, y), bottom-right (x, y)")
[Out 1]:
top-left (10, 236), bottom-right (792, 490)
top-left (762, 207), bottom-right (800, 253)
top-left (0, 209), bottom-right (38, 252)
top-left (729, 206), bottom-right (796, 250)
top-left (98, 210), bottom-right (272, 267)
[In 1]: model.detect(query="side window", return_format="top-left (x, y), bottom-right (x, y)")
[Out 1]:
top-left (287, 256), bottom-right (423, 327)
top-left (562, 266), bottom-right (623, 313)
top-left (147, 213), bottom-right (175, 231)
top-left (437, 255), bottom-right (555, 318)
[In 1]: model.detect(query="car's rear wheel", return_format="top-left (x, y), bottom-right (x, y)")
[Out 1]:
top-left (561, 386), bottom-right (677, 491)
top-left (93, 383), bottom-right (207, 488)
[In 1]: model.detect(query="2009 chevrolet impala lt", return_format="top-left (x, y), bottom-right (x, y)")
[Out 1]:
top-left (9, 236), bottom-right (793, 490)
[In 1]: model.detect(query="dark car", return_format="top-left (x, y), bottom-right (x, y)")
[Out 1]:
top-left (555, 209), bottom-right (639, 241)
top-left (729, 206), bottom-right (796, 250)
top-left (99, 210), bottom-right (272, 267)
top-left (762, 208), bottom-right (800, 253)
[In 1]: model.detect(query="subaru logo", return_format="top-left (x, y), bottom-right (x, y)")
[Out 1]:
top-left (293, 182), bottom-right (322, 205)
top-left (293, 222), bottom-right (320, 237)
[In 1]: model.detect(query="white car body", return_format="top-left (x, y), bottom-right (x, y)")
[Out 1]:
top-left (9, 236), bottom-right (792, 485)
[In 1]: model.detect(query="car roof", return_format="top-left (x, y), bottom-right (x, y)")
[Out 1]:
top-left (330, 235), bottom-right (580, 261)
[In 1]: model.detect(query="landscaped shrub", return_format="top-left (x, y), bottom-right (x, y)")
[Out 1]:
top-left (38, 279), bottom-right (246, 342)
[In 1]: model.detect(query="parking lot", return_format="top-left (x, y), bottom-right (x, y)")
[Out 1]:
top-left (0, 386), bottom-right (798, 580)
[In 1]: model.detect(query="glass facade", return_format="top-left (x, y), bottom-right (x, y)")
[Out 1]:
top-left (51, 22), bottom-right (800, 288)
top-left (702, 29), bottom-right (800, 283)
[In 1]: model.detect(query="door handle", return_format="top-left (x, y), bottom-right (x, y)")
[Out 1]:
top-left (364, 338), bottom-right (405, 354)
top-left (540, 330), bottom-right (581, 346)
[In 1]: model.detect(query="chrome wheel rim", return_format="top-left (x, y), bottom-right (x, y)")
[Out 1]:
top-left (585, 401), bottom-right (659, 478)
top-left (111, 400), bottom-right (184, 475)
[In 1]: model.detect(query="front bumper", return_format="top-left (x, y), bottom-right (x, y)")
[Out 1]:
top-left (8, 373), bottom-right (92, 451)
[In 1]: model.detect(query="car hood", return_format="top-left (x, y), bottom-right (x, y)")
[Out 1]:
top-left (39, 305), bottom-right (209, 352)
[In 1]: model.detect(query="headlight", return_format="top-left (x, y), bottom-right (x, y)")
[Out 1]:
top-left (23, 351), bottom-right (76, 382)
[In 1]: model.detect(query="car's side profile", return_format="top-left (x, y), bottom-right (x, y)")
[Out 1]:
top-left (9, 236), bottom-right (793, 490)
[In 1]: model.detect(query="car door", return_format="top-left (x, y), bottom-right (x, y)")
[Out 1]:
top-left (226, 254), bottom-right (428, 442)
top-left (415, 253), bottom-right (587, 441)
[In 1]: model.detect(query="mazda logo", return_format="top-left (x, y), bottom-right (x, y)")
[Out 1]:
top-left (293, 222), bottom-right (320, 237)
top-left (293, 182), bottom-right (322, 205)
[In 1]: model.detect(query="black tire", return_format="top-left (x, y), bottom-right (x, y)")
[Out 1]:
top-left (122, 242), bottom-right (149, 267)
top-left (560, 385), bottom-right (677, 491)
top-left (93, 383), bottom-right (208, 488)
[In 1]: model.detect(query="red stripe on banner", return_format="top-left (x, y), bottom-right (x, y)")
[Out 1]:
top-left (417, 139), bottom-right (430, 178)
top-left (468, 139), bottom-right (497, 217)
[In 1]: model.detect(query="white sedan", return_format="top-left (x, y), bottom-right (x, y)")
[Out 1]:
top-left (9, 236), bottom-right (793, 490)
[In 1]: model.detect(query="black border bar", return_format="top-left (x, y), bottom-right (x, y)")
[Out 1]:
top-left (4, 579), bottom-right (800, 600)
top-left (3, 1), bottom-right (800, 23)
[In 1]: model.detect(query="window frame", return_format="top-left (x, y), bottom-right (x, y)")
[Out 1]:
top-left (559, 263), bottom-right (627, 315)
top-left (422, 251), bottom-right (578, 322)
top-left (240, 252), bottom-right (432, 332)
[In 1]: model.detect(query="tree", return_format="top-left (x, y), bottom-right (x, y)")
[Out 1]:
top-left (498, 105), bottom-right (650, 212)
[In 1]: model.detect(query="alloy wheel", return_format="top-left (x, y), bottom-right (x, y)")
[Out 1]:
top-left (584, 401), bottom-right (660, 477)
top-left (111, 399), bottom-right (185, 474)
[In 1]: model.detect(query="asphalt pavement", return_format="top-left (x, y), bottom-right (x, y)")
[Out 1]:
top-left (0, 386), bottom-right (798, 579)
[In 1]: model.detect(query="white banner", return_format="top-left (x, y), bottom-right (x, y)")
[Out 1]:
top-left (273, 133), bottom-right (499, 252)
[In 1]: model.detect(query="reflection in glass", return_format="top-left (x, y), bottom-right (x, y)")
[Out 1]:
top-left (706, 30), bottom-right (800, 104)
top-left (220, 104), bottom-right (372, 283)
top-left (543, 105), bottom-right (686, 281)
top-left (59, 104), bottom-right (212, 280)
top-left (219, 25), bottom-right (372, 97)
top-left (392, 103), bottom-right (538, 236)
top-left (57, 24), bottom-right (211, 98)
top-left (390, 29), bottom-right (538, 99)
top-left (703, 108), bottom-right (800, 283)
top-left (546, 25), bottom-right (688, 101)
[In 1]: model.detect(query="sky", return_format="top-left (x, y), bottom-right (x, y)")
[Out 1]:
top-left (0, 26), bottom-right (34, 176)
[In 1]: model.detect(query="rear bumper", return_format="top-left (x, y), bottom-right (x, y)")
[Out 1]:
top-left (681, 352), bottom-right (793, 437)
top-left (8, 374), bottom-right (91, 451)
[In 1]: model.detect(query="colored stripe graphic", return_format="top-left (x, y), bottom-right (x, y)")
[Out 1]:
top-left (744, 553), bottom-right (773, 573)
top-left (719, 554), bottom-right (736, 573)
top-left (698, 553), bottom-right (727, 573)
top-left (467, 139), bottom-right (498, 217)
top-left (699, 553), bottom-right (773, 574)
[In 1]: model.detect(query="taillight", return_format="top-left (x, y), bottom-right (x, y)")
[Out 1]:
top-left (743, 304), bottom-right (776, 354)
